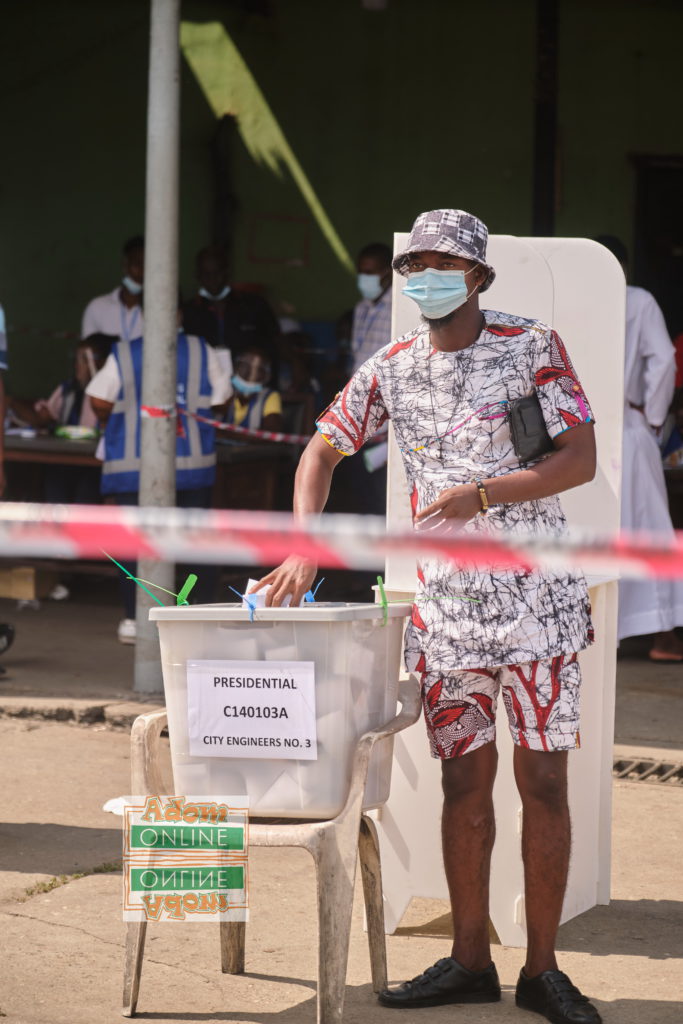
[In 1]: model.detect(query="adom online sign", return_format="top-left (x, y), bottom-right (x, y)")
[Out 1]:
top-left (123, 796), bottom-right (249, 922)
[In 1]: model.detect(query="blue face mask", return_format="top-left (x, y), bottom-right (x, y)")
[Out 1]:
top-left (122, 275), bottom-right (143, 296)
top-left (232, 373), bottom-right (263, 397)
top-left (199, 284), bottom-right (231, 301)
top-left (357, 273), bottom-right (383, 302)
top-left (402, 267), bottom-right (478, 320)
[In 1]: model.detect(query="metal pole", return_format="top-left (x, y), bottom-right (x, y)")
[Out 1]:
top-left (134, 0), bottom-right (181, 693)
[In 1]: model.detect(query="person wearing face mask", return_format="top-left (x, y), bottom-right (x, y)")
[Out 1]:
top-left (182, 245), bottom-right (280, 377)
top-left (226, 345), bottom-right (283, 433)
top-left (251, 210), bottom-right (602, 1024)
top-left (350, 242), bottom-right (393, 374)
top-left (81, 237), bottom-right (145, 342)
top-left (87, 301), bottom-right (232, 643)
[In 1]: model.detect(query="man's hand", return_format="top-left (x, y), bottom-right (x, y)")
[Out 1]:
top-left (247, 432), bottom-right (342, 607)
top-left (414, 483), bottom-right (481, 530)
top-left (248, 555), bottom-right (317, 607)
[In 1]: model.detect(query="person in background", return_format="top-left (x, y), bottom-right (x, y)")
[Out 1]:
top-left (225, 344), bottom-right (283, 433)
top-left (330, 242), bottom-right (394, 517)
top-left (81, 236), bottom-right (145, 341)
top-left (278, 331), bottom-right (320, 402)
top-left (87, 308), bottom-right (232, 644)
top-left (182, 244), bottom-right (280, 372)
top-left (350, 242), bottom-right (393, 373)
top-left (0, 301), bottom-right (16, 671)
top-left (10, 334), bottom-right (115, 433)
top-left (7, 334), bottom-right (115, 504)
top-left (595, 235), bottom-right (683, 660)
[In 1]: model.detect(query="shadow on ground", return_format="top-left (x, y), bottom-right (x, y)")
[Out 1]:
top-left (0, 822), bottom-right (121, 875)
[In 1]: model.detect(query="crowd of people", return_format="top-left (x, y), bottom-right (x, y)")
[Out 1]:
top-left (1, 225), bottom-right (682, 662)
top-left (0, 233), bottom-right (395, 643)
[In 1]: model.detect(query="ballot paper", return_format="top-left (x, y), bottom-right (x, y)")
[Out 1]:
top-left (241, 579), bottom-right (302, 610)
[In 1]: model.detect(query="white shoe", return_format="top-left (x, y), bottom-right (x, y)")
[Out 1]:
top-left (117, 618), bottom-right (137, 645)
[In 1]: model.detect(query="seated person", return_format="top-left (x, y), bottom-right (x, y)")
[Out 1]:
top-left (6, 335), bottom-right (114, 504)
top-left (226, 345), bottom-right (283, 433)
top-left (277, 331), bottom-right (320, 399)
top-left (29, 335), bottom-right (114, 431)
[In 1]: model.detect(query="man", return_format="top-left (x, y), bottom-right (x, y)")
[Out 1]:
top-left (332, 242), bottom-right (394, 517)
top-left (87, 311), bottom-right (231, 643)
top-left (81, 236), bottom-right (145, 342)
top-left (595, 235), bottom-right (683, 660)
top-left (350, 242), bottom-right (393, 373)
top-left (182, 244), bottom-right (280, 372)
top-left (252, 210), bottom-right (601, 1024)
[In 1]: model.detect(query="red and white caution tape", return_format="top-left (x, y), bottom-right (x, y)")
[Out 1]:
top-left (2, 501), bottom-right (683, 580)
top-left (185, 409), bottom-right (311, 446)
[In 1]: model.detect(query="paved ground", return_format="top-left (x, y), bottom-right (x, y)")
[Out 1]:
top-left (0, 581), bottom-right (681, 1023)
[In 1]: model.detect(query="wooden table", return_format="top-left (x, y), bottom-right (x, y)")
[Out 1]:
top-left (4, 434), bottom-right (99, 467)
top-left (2, 434), bottom-right (296, 511)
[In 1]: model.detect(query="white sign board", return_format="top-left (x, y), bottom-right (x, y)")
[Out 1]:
top-left (187, 660), bottom-right (317, 760)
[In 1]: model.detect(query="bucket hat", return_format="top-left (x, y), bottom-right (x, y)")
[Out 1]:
top-left (392, 209), bottom-right (496, 291)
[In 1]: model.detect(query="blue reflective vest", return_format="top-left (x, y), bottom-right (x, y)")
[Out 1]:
top-left (101, 332), bottom-right (216, 495)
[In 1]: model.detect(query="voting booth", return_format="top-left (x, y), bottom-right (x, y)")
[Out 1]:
top-left (374, 236), bottom-right (625, 946)
top-left (150, 601), bottom-right (411, 819)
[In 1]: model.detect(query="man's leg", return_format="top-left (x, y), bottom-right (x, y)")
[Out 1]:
top-left (442, 740), bottom-right (498, 971)
top-left (513, 746), bottom-right (569, 977)
top-left (377, 670), bottom-right (502, 1008)
top-left (504, 655), bottom-right (601, 1022)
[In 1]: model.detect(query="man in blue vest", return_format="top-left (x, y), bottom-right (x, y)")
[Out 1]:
top-left (87, 319), bottom-right (232, 642)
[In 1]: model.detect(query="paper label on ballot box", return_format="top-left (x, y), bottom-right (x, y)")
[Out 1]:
top-left (187, 660), bottom-right (317, 759)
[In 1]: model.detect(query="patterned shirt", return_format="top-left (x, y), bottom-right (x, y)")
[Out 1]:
top-left (350, 287), bottom-right (393, 373)
top-left (317, 309), bottom-right (595, 671)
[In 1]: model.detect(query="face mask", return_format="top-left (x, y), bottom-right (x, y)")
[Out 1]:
top-left (232, 373), bottom-right (264, 397)
top-left (199, 285), bottom-right (231, 301)
top-left (122, 275), bottom-right (143, 296)
top-left (402, 267), bottom-right (478, 320)
top-left (357, 273), bottom-right (383, 302)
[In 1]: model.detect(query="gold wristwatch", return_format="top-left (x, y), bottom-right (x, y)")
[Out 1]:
top-left (473, 478), bottom-right (489, 514)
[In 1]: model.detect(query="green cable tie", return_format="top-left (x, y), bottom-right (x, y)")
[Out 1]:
top-left (376, 575), bottom-right (388, 627)
top-left (176, 574), bottom-right (198, 606)
top-left (102, 551), bottom-right (165, 607)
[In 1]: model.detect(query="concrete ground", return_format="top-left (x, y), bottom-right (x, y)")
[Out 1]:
top-left (0, 579), bottom-right (681, 1023)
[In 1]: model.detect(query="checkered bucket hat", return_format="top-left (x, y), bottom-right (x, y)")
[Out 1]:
top-left (392, 209), bottom-right (496, 291)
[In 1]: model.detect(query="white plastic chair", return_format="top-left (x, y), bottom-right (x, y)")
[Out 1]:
top-left (122, 674), bottom-right (421, 1023)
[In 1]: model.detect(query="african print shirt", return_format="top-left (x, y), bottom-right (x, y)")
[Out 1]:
top-left (316, 309), bottom-right (595, 672)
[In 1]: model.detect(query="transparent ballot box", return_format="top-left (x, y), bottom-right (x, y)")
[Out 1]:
top-left (150, 602), bottom-right (412, 819)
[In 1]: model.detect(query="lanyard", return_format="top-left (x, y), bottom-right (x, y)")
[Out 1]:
top-left (120, 302), bottom-right (141, 342)
top-left (355, 299), bottom-right (384, 349)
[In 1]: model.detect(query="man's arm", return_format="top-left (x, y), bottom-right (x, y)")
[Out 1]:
top-left (416, 423), bottom-right (596, 526)
top-left (89, 396), bottom-right (114, 427)
top-left (248, 432), bottom-right (344, 605)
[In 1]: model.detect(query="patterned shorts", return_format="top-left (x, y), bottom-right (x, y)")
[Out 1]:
top-left (421, 653), bottom-right (582, 759)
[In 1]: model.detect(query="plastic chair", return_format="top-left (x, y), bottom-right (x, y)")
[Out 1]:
top-left (122, 674), bottom-right (421, 1023)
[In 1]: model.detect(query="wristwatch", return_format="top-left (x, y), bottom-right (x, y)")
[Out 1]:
top-left (473, 478), bottom-right (489, 514)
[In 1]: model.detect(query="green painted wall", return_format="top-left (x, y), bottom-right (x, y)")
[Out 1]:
top-left (0, 0), bottom-right (679, 396)
top-left (555, 0), bottom-right (683, 247)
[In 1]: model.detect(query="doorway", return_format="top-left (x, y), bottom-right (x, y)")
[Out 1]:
top-left (633, 155), bottom-right (683, 337)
